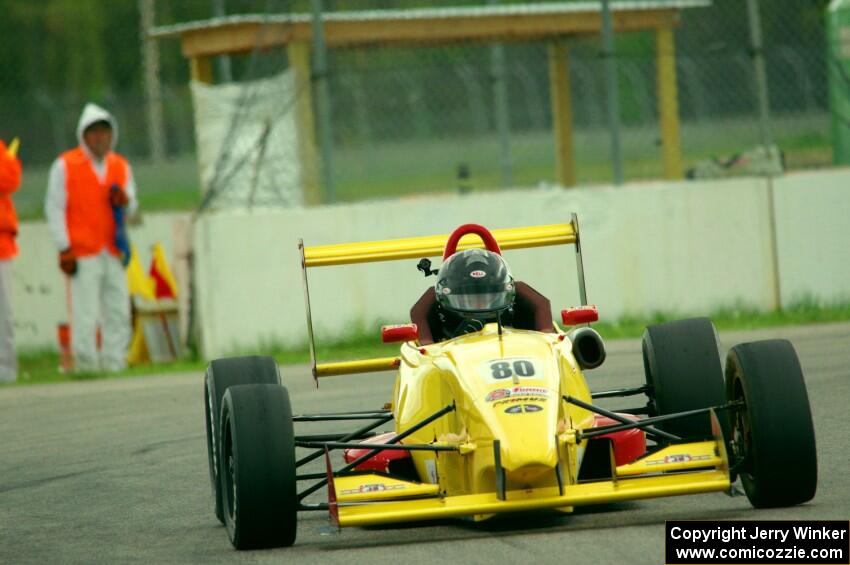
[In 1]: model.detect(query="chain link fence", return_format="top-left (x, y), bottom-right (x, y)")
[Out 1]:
top-left (0, 0), bottom-right (833, 216)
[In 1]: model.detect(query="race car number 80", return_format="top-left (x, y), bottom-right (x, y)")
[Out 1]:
top-left (479, 358), bottom-right (542, 381)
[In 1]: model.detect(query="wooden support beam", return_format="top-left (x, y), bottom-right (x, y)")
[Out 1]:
top-left (176, 10), bottom-right (681, 58)
top-left (190, 56), bottom-right (213, 84)
top-left (288, 42), bottom-right (321, 206)
top-left (656, 26), bottom-right (683, 180)
top-left (548, 40), bottom-right (575, 187)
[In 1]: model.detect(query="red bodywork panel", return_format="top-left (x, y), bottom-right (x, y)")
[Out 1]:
top-left (344, 416), bottom-right (646, 473)
top-left (344, 432), bottom-right (411, 472)
top-left (381, 323), bottom-right (419, 343)
top-left (561, 304), bottom-right (599, 325)
top-left (592, 413), bottom-right (647, 466)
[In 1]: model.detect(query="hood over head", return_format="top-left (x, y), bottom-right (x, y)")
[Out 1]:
top-left (76, 102), bottom-right (118, 151)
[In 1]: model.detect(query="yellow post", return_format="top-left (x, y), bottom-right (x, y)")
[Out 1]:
top-left (548, 40), bottom-right (576, 187)
top-left (656, 26), bottom-right (683, 179)
top-left (287, 41), bottom-right (321, 206)
top-left (190, 56), bottom-right (213, 84)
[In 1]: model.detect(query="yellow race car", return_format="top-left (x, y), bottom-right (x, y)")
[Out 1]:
top-left (203, 218), bottom-right (817, 550)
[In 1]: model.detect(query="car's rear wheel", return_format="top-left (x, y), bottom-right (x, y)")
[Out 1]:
top-left (642, 317), bottom-right (726, 439)
top-left (220, 384), bottom-right (298, 549)
top-left (725, 340), bottom-right (817, 508)
top-left (204, 356), bottom-right (280, 523)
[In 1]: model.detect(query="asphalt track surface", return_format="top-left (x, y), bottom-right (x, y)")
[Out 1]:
top-left (1, 323), bottom-right (848, 564)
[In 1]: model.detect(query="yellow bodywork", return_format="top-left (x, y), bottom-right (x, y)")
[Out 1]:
top-left (338, 470), bottom-right (729, 527)
top-left (329, 324), bottom-right (732, 527)
top-left (301, 221), bottom-right (732, 527)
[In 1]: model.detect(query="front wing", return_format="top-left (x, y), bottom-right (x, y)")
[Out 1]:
top-left (328, 422), bottom-right (730, 527)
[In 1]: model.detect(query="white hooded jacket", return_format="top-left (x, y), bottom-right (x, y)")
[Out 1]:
top-left (44, 103), bottom-right (138, 251)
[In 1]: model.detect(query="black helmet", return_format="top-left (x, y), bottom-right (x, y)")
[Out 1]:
top-left (435, 249), bottom-right (515, 318)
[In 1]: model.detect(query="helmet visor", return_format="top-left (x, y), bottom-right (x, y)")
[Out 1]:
top-left (442, 282), bottom-right (513, 313)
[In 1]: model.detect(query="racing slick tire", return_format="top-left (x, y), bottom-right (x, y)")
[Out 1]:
top-left (642, 317), bottom-right (725, 439)
top-left (219, 384), bottom-right (298, 549)
top-left (204, 356), bottom-right (280, 524)
top-left (725, 340), bottom-right (817, 508)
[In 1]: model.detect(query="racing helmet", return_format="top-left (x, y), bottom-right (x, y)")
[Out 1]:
top-left (435, 249), bottom-right (515, 318)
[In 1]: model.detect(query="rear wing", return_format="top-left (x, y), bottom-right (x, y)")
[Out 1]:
top-left (299, 214), bottom-right (588, 383)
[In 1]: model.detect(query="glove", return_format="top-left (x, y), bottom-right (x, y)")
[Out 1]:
top-left (59, 248), bottom-right (77, 276)
top-left (110, 184), bottom-right (129, 207)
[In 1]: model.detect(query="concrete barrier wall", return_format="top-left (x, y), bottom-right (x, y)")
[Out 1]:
top-left (11, 169), bottom-right (849, 358)
top-left (773, 169), bottom-right (850, 305)
top-left (193, 175), bottom-right (794, 358)
top-left (12, 213), bottom-right (190, 351)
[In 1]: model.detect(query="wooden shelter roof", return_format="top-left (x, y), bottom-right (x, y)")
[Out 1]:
top-left (149, 1), bottom-right (710, 57)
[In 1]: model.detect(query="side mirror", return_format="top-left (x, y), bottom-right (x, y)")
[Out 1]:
top-left (381, 323), bottom-right (419, 343)
top-left (561, 305), bottom-right (598, 326)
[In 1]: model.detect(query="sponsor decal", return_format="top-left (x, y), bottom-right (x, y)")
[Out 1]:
top-left (485, 385), bottom-right (550, 403)
top-left (493, 397), bottom-right (547, 407)
top-left (470, 270), bottom-right (486, 278)
top-left (504, 404), bottom-right (544, 414)
top-left (645, 453), bottom-right (712, 466)
top-left (340, 483), bottom-right (406, 495)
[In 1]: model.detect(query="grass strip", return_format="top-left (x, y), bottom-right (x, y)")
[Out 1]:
top-left (10, 300), bottom-right (850, 386)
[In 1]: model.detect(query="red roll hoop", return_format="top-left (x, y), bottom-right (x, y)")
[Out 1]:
top-left (442, 223), bottom-right (502, 259)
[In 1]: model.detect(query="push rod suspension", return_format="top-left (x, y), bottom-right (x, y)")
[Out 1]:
top-left (294, 431), bottom-right (381, 443)
top-left (295, 413), bottom-right (393, 468)
top-left (590, 385), bottom-right (649, 399)
top-left (297, 402), bottom-right (455, 501)
top-left (564, 395), bottom-right (680, 442)
top-left (293, 412), bottom-right (392, 422)
top-left (576, 402), bottom-right (737, 441)
top-left (297, 441), bottom-right (458, 452)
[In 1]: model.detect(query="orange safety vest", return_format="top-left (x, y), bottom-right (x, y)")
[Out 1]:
top-left (62, 146), bottom-right (128, 258)
top-left (0, 140), bottom-right (21, 260)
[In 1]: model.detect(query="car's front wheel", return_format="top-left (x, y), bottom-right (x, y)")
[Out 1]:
top-left (725, 340), bottom-right (817, 508)
top-left (220, 383), bottom-right (298, 549)
top-left (204, 356), bottom-right (280, 523)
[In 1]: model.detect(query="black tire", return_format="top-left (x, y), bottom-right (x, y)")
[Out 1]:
top-left (725, 340), bottom-right (817, 508)
top-left (204, 356), bottom-right (280, 524)
top-left (642, 317), bottom-right (725, 439)
top-left (220, 384), bottom-right (297, 549)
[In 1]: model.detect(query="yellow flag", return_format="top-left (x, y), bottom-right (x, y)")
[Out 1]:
top-left (126, 244), bottom-right (156, 301)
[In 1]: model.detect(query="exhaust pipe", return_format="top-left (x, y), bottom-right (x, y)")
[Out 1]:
top-left (569, 327), bottom-right (606, 370)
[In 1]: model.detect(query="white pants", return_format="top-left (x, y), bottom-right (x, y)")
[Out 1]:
top-left (71, 251), bottom-right (130, 372)
top-left (0, 260), bottom-right (15, 382)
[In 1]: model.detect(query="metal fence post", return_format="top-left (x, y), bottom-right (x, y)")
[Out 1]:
top-left (139, 0), bottom-right (166, 163)
top-left (311, 0), bottom-right (335, 203)
top-left (489, 0), bottom-right (513, 188)
top-left (212, 0), bottom-right (233, 82)
top-left (601, 0), bottom-right (624, 185)
top-left (746, 0), bottom-right (773, 148)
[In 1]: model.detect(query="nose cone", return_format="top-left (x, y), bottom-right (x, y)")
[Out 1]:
top-left (443, 327), bottom-right (563, 488)
top-left (489, 391), bottom-right (559, 473)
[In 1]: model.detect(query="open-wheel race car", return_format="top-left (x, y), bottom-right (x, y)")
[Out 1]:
top-left (203, 218), bottom-right (817, 550)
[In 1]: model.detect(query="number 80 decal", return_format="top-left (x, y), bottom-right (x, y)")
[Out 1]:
top-left (478, 358), bottom-right (542, 382)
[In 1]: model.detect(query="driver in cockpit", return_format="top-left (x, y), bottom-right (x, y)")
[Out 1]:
top-left (433, 248), bottom-right (515, 340)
